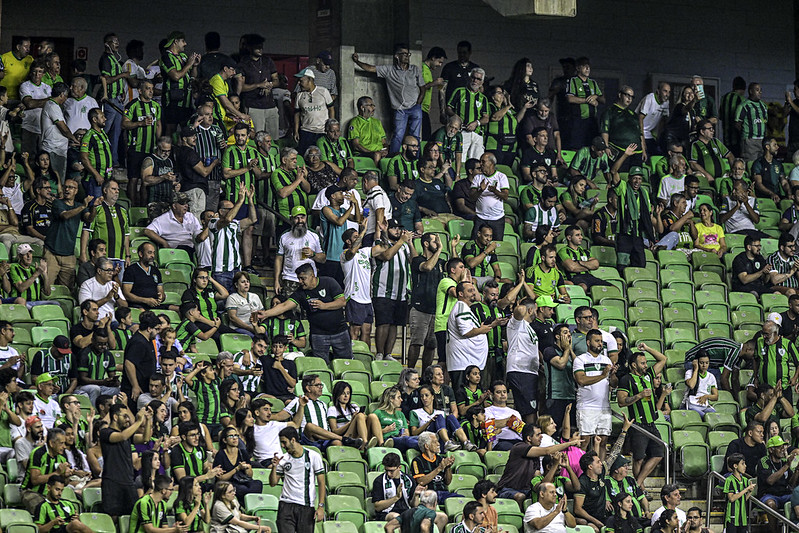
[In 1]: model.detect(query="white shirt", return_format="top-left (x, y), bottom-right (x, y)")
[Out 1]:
top-left (276, 447), bottom-right (325, 506)
top-left (295, 86), bottom-right (333, 134)
top-left (651, 507), bottom-right (686, 528)
top-left (472, 171), bottom-right (510, 221)
top-left (485, 405), bottom-right (522, 442)
top-left (684, 368), bottom-right (718, 407)
top-left (225, 292), bottom-right (264, 326)
top-left (657, 174), bottom-right (685, 202)
top-left (340, 247), bottom-right (373, 304)
top-left (33, 393), bottom-right (61, 429)
top-left (63, 96), bottom-right (99, 133)
top-left (313, 187), bottom-right (361, 231)
top-left (0, 345), bottom-right (19, 369)
top-left (40, 100), bottom-right (68, 155)
top-left (635, 92), bottom-right (670, 140)
top-left (277, 229), bottom-right (323, 282)
top-left (573, 351), bottom-right (612, 410)
top-left (524, 501), bottom-right (566, 533)
top-left (252, 421), bottom-right (287, 462)
top-left (364, 185), bottom-right (392, 235)
top-left (78, 276), bottom-right (124, 319)
top-left (721, 196), bottom-right (758, 233)
top-left (446, 300), bottom-right (487, 371)
top-left (3, 182), bottom-right (23, 215)
top-left (19, 81), bottom-right (51, 134)
top-left (146, 210), bottom-right (202, 249)
top-left (506, 317), bottom-right (540, 375)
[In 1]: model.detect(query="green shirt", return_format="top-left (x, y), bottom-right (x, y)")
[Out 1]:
top-left (566, 75), bottom-right (603, 119)
top-left (557, 245), bottom-right (593, 280)
top-left (569, 146), bottom-right (609, 181)
top-left (421, 63), bottom-right (434, 113)
top-left (431, 127), bottom-right (463, 164)
top-left (386, 154), bottom-right (419, 182)
top-left (485, 103), bottom-right (517, 153)
top-left (690, 138), bottom-right (730, 179)
top-left (45, 199), bottom-right (87, 256)
top-left (448, 87), bottom-right (489, 135)
top-left (170, 442), bottom-right (205, 478)
top-left (525, 263), bottom-right (566, 297)
top-left (175, 500), bottom-right (205, 532)
top-left (99, 51), bottom-right (124, 99)
top-left (755, 337), bottom-right (799, 389)
top-left (374, 409), bottom-right (408, 438)
top-left (9, 261), bottom-right (42, 301)
top-left (87, 202), bottom-right (129, 260)
top-left (80, 128), bottom-right (113, 180)
top-left (719, 92), bottom-right (745, 145)
top-left (317, 136), bottom-right (353, 169)
top-left (22, 445), bottom-right (67, 493)
top-left (619, 371), bottom-right (659, 424)
top-left (461, 240), bottom-right (498, 278)
top-left (130, 494), bottom-right (168, 533)
top-left (271, 167), bottom-right (310, 219)
top-left (723, 474), bottom-right (749, 526)
top-left (222, 144), bottom-right (261, 203)
top-left (35, 498), bottom-right (79, 532)
top-left (397, 505), bottom-right (438, 532)
top-left (124, 98), bottom-right (161, 154)
top-left (600, 104), bottom-right (642, 150)
top-left (471, 301), bottom-right (503, 351)
top-left (347, 115), bottom-right (386, 153)
top-left (604, 475), bottom-right (646, 517)
top-left (543, 346), bottom-right (575, 400)
top-left (77, 347), bottom-right (115, 381)
top-left (735, 99), bottom-right (768, 139)
top-left (434, 277), bottom-right (457, 332)
top-left (189, 377), bottom-right (223, 425)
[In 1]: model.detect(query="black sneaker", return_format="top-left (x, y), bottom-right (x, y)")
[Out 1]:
top-left (342, 437), bottom-right (364, 449)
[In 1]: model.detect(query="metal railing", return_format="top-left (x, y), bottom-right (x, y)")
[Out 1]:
top-left (706, 471), bottom-right (799, 532)
top-left (610, 411), bottom-right (672, 485)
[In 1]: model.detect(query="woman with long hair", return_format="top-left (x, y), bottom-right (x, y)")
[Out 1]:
top-left (171, 401), bottom-right (216, 455)
top-left (605, 492), bottom-right (643, 533)
top-left (136, 450), bottom-right (161, 498)
top-left (560, 175), bottom-right (597, 231)
top-left (182, 268), bottom-right (233, 338)
top-left (226, 271), bottom-right (264, 337)
top-left (486, 85), bottom-right (525, 166)
top-left (421, 365), bottom-right (458, 417)
top-left (422, 142), bottom-right (454, 183)
top-left (21, 150), bottom-right (62, 198)
top-left (213, 425), bottom-right (263, 500)
top-left (175, 476), bottom-right (212, 533)
top-left (220, 380), bottom-right (247, 428)
top-left (210, 480), bottom-right (272, 532)
top-left (652, 509), bottom-right (679, 533)
top-left (148, 399), bottom-right (171, 441)
top-left (87, 420), bottom-right (107, 479)
top-left (505, 58), bottom-right (539, 111)
top-left (235, 408), bottom-right (255, 455)
top-left (662, 85), bottom-right (699, 152)
top-left (691, 203), bottom-right (727, 258)
top-left (367, 386), bottom-right (419, 452)
top-left (327, 381), bottom-right (378, 449)
top-left (455, 365), bottom-right (491, 417)
top-left (409, 384), bottom-right (476, 451)
top-left (611, 330), bottom-right (634, 382)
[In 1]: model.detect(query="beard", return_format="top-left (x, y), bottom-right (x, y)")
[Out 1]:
top-left (291, 222), bottom-right (308, 238)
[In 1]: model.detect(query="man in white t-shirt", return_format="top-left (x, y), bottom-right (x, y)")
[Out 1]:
top-left (470, 152), bottom-right (510, 241)
top-left (77, 257), bottom-right (126, 319)
top-left (251, 397), bottom-right (303, 467)
top-left (362, 171), bottom-right (392, 246)
top-left (657, 155), bottom-right (687, 205)
top-left (524, 482), bottom-right (575, 533)
top-left (635, 83), bottom-right (671, 157)
top-left (650, 484), bottom-right (687, 528)
top-left (63, 77), bottom-right (99, 133)
top-left (19, 63), bottom-right (51, 155)
top-left (32, 373), bottom-right (61, 429)
top-left (573, 329), bottom-right (617, 460)
top-left (684, 353), bottom-right (718, 417)
top-left (341, 225), bottom-right (381, 350)
top-left (506, 298), bottom-right (540, 424)
top-left (0, 321), bottom-right (20, 376)
top-left (40, 82), bottom-right (80, 182)
top-left (274, 206), bottom-right (325, 297)
top-left (447, 280), bottom-right (503, 390)
top-left (485, 380), bottom-right (524, 451)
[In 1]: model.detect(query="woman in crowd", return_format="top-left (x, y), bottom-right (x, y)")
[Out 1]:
top-left (210, 480), bottom-right (272, 533)
top-left (22, 150), bottom-right (62, 199)
top-left (455, 365), bottom-right (491, 417)
top-left (213, 425), bottom-right (262, 500)
top-left (87, 420), bottom-right (107, 479)
top-left (691, 203), bottom-right (727, 258)
top-left (182, 268), bottom-right (233, 338)
top-left (409, 384), bottom-right (477, 451)
top-left (398, 367), bottom-right (421, 416)
top-left (235, 408), bottom-right (256, 455)
top-left (605, 492), bottom-right (643, 533)
top-left (304, 145), bottom-right (340, 193)
top-left (422, 365), bottom-right (458, 417)
top-left (327, 381), bottom-right (378, 450)
top-left (175, 476), bottom-right (213, 533)
top-left (536, 410), bottom-right (572, 449)
top-left (560, 175), bottom-right (597, 232)
top-left (136, 449), bottom-right (161, 498)
top-left (505, 57), bottom-right (539, 111)
top-left (367, 386), bottom-right (418, 452)
top-left (662, 85), bottom-right (698, 152)
top-left (171, 401), bottom-right (216, 455)
top-left (422, 142), bottom-right (454, 181)
top-left (652, 509), bottom-right (679, 533)
top-left (226, 271), bottom-right (265, 337)
top-left (486, 86), bottom-right (523, 166)
top-left (219, 380), bottom-right (247, 428)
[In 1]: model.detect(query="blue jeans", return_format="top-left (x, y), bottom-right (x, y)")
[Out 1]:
top-left (428, 414), bottom-right (461, 445)
top-left (388, 435), bottom-right (419, 454)
top-left (310, 330), bottom-right (352, 363)
top-left (390, 105), bottom-right (422, 154)
top-left (213, 270), bottom-right (238, 294)
top-left (103, 99), bottom-right (124, 167)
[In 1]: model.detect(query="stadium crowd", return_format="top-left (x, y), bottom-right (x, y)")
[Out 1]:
top-left (0, 28), bottom-right (796, 533)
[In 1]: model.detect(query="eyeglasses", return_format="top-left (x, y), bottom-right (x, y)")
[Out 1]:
top-left (621, 92), bottom-right (634, 98)
top-left (99, 267), bottom-right (114, 272)
top-left (186, 433), bottom-right (200, 438)
top-left (65, 400), bottom-right (80, 405)
top-left (311, 383), bottom-right (324, 388)
top-left (702, 126), bottom-right (715, 130)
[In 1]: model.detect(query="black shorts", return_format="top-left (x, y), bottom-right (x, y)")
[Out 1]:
top-left (277, 501), bottom-right (316, 533)
top-left (126, 149), bottom-right (148, 180)
top-left (506, 371), bottom-right (538, 416)
top-left (102, 479), bottom-right (138, 516)
top-left (346, 300), bottom-right (374, 326)
top-left (163, 105), bottom-right (192, 126)
top-left (373, 297), bottom-right (408, 326)
top-left (629, 421), bottom-right (665, 461)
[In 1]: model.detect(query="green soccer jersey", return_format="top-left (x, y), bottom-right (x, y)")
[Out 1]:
top-left (600, 104), bottom-right (642, 150)
top-left (735, 99), bottom-right (768, 140)
top-left (88, 202), bottom-right (129, 260)
top-left (566, 75), bottom-right (603, 119)
top-left (35, 498), bottom-right (79, 530)
top-left (271, 167), bottom-right (310, 219)
top-left (387, 154), bottom-right (419, 182)
top-left (690, 138), bottom-right (730, 179)
top-left (520, 185), bottom-right (543, 210)
top-left (124, 98), bottom-right (161, 154)
top-left (130, 494), bottom-right (168, 533)
top-left (755, 337), bottom-right (799, 389)
top-left (170, 442), bottom-right (205, 478)
top-left (114, 328), bottom-right (132, 351)
top-left (434, 277), bottom-right (457, 332)
top-left (317, 136), bottom-right (353, 169)
top-left (99, 51), bottom-right (124, 99)
top-left (222, 144), bottom-right (261, 203)
top-left (448, 87), bottom-right (489, 135)
top-left (9, 262), bottom-right (42, 301)
top-left (77, 347), bottom-right (116, 382)
top-left (432, 127), bottom-right (463, 164)
top-left (618, 370), bottom-right (659, 424)
top-left (569, 146), bottom-right (610, 181)
top-left (471, 301), bottom-right (503, 351)
top-left (604, 475), bottom-right (646, 517)
top-left (544, 347), bottom-right (575, 400)
top-left (189, 377), bottom-right (222, 425)
top-left (461, 240), bottom-right (498, 278)
top-left (347, 115), bottom-right (386, 153)
top-left (485, 103), bottom-right (517, 153)
top-left (525, 263), bottom-right (566, 298)
top-left (557, 245), bottom-right (593, 280)
top-left (720, 92), bottom-right (745, 144)
top-left (723, 474), bottom-right (749, 526)
top-left (175, 319), bottom-right (201, 348)
top-left (262, 316), bottom-right (306, 345)
top-left (160, 51), bottom-right (192, 108)
top-left (80, 128), bottom-right (113, 181)
top-left (184, 287), bottom-right (220, 322)
top-left (374, 409), bottom-right (408, 438)
top-left (22, 445), bottom-right (67, 493)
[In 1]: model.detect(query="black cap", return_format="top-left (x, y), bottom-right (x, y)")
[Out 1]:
top-left (387, 219), bottom-right (403, 229)
top-left (325, 185), bottom-right (342, 202)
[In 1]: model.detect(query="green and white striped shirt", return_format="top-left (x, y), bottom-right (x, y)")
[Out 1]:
top-left (233, 350), bottom-right (261, 394)
top-left (210, 219), bottom-right (241, 273)
top-left (769, 251), bottom-right (799, 289)
top-left (735, 99), bottom-right (768, 139)
top-left (372, 241), bottom-right (411, 301)
top-left (284, 397), bottom-right (330, 431)
top-left (524, 204), bottom-right (560, 235)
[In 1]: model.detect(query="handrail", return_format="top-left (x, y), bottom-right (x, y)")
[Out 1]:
top-left (706, 470), bottom-right (799, 533)
top-left (610, 411), bottom-right (672, 485)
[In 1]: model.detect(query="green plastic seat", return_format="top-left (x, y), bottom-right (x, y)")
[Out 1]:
top-left (219, 334), bottom-right (253, 353)
top-left (445, 497), bottom-right (470, 519)
top-left (732, 310), bottom-right (762, 328)
top-left (371, 360), bottom-right (404, 380)
top-left (691, 251), bottom-right (725, 277)
top-left (331, 359), bottom-right (369, 378)
top-left (664, 328), bottom-right (697, 349)
top-left (244, 493), bottom-right (279, 513)
top-left (30, 304), bottom-right (65, 322)
top-left (31, 326), bottom-right (64, 347)
top-left (323, 521), bottom-right (360, 533)
top-left (761, 293), bottom-right (789, 313)
top-left (0, 305), bottom-right (33, 324)
top-left (658, 250), bottom-right (690, 268)
top-left (0, 509), bottom-right (33, 528)
top-left (628, 325), bottom-right (661, 345)
top-left (591, 245), bottom-right (617, 267)
top-left (449, 450), bottom-right (486, 477)
top-left (710, 454), bottom-right (726, 474)
top-left (366, 447), bottom-right (402, 470)
top-left (158, 248), bottom-right (193, 267)
top-left (733, 329), bottom-right (757, 343)
top-left (680, 441), bottom-right (710, 478)
top-left (628, 306), bottom-right (662, 325)
top-left (695, 290), bottom-right (729, 311)
top-left (77, 513), bottom-right (115, 533)
top-left (555, 304), bottom-right (579, 324)
top-left (484, 450), bottom-right (509, 473)
top-left (447, 219), bottom-right (474, 239)
top-left (661, 267), bottom-right (691, 283)
top-left (448, 473), bottom-right (479, 492)
top-left (591, 285), bottom-right (623, 302)
top-left (624, 266), bottom-right (658, 285)
top-left (82, 486), bottom-right (103, 511)
top-left (296, 357), bottom-right (334, 379)
top-left (369, 381), bottom-right (394, 400)
top-left (662, 307), bottom-right (695, 326)
top-left (627, 287), bottom-right (660, 306)
top-left (728, 292), bottom-right (761, 310)
top-left (671, 411), bottom-right (710, 439)
top-left (326, 471), bottom-right (367, 499)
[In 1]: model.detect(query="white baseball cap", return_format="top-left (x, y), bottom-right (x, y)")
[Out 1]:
top-left (767, 312), bottom-right (783, 326)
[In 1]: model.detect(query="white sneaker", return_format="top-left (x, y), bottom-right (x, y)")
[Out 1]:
top-left (444, 440), bottom-right (461, 452)
top-left (383, 354), bottom-right (398, 362)
top-left (463, 441), bottom-right (478, 452)
top-left (375, 353), bottom-right (384, 361)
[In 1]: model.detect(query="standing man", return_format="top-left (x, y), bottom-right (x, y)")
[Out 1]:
top-left (636, 82), bottom-right (671, 157)
top-left (98, 34), bottom-right (129, 168)
top-left (506, 298), bottom-right (541, 423)
top-left (80, 179), bottom-right (129, 271)
top-left (616, 346), bottom-right (667, 486)
top-left (271, 146), bottom-right (310, 240)
top-left (439, 41), bottom-right (479, 122)
top-left (362, 171), bottom-right (392, 246)
top-left (293, 68), bottom-right (334, 155)
top-left (44, 178), bottom-right (91, 288)
top-left (601, 86), bottom-right (646, 167)
top-left (574, 329), bottom-right (617, 460)
top-left (340, 225), bottom-right (379, 351)
top-left (409, 233), bottom-right (445, 370)
top-left (752, 137), bottom-right (788, 202)
top-left (470, 152), bottom-right (509, 241)
top-left (209, 58), bottom-right (250, 131)
top-left (736, 82), bottom-right (768, 162)
top-left (273, 206), bottom-right (324, 297)
top-left (40, 82), bottom-right (80, 182)
top-left (19, 62), bottom-right (50, 156)
top-left (174, 127), bottom-right (218, 219)
top-left (420, 47), bottom-right (447, 141)
top-left (79, 108), bottom-right (112, 197)
top-left (352, 44), bottom-right (425, 154)
top-left (194, 103), bottom-right (227, 212)
top-left (0, 37), bottom-right (33, 100)
top-left (238, 35), bottom-right (279, 138)
top-left (269, 426), bottom-right (326, 533)
top-left (447, 68), bottom-right (489, 162)
top-left (121, 78), bottom-right (160, 206)
top-left (720, 77), bottom-right (747, 157)
top-left (544, 324), bottom-right (577, 429)
top-left (121, 310), bottom-right (160, 404)
top-left (565, 57), bottom-right (604, 150)
top-left (610, 146), bottom-right (656, 268)
top-left (160, 31), bottom-right (199, 137)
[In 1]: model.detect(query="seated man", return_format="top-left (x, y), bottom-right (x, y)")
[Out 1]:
top-left (752, 137), bottom-right (788, 202)
top-left (30, 336), bottom-right (76, 395)
top-left (78, 257), bottom-right (127, 319)
top-left (569, 136), bottom-right (608, 189)
top-left (122, 242), bottom-right (176, 311)
top-left (449, 158), bottom-right (479, 220)
top-left (523, 186), bottom-right (565, 242)
top-left (20, 427), bottom-right (70, 514)
top-left (656, 155), bottom-right (688, 205)
top-left (75, 327), bottom-right (120, 406)
top-left (372, 452), bottom-right (421, 521)
top-left (520, 127), bottom-right (558, 184)
top-left (76, 238), bottom-right (108, 287)
top-left (591, 188), bottom-right (618, 248)
top-left (720, 179), bottom-right (769, 239)
top-left (258, 335), bottom-right (297, 401)
top-left (461, 224), bottom-right (502, 284)
top-left (525, 244), bottom-right (570, 303)
top-left (689, 119), bottom-right (733, 182)
top-left (731, 235), bottom-right (778, 295)
top-left (557, 225), bottom-right (610, 291)
top-left (767, 232), bottom-right (799, 296)
top-left (347, 96), bottom-right (388, 164)
top-left (384, 490), bottom-right (448, 533)
top-left (34, 475), bottom-right (93, 533)
top-left (143, 192), bottom-right (202, 257)
top-left (9, 244), bottom-right (55, 308)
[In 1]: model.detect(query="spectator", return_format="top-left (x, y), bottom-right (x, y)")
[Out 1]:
top-left (0, 37), bottom-right (33, 100)
top-left (410, 430), bottom-right (458, 502)
top-left (604, 455), bottom-right (650, 527)
top-left (450, 500), bottom-right (487, 533)
top-left (523, 187), bottom-right (564, 242)
top-left (525, 482), bottom-right (576, 533)
top-left (720, 179), bottom-right (767, 239)
top-left (144, 192), bottom-right (203, 256)
top-left (79, 108), bottom-right (112, 197)
top-left (385, 490), bottom-right (447, 533)
top-left (768, 232), bottom-right (799, 296)
top-left (560, 176), bottom-right (598, 231)
top-left (724, 454), bottom-right (755, 533)
top-left (407, 233), bottom-right (445, 369)
top-left (268, 426), bottom-right (325, 533)
top-left (604, 492), bottom-right (643, 533)
top-left (485, 380), bottom-right (524, 451)
top-left (40, 82), bottom-right (79, 182)
top-left (63, 77), bottom-right (99, 134)
top-left (338, 226), bottom-right (376, 349)
top-left (565, 57), bottom-right (604, 150)
top-left (271, 146), bottom-right (311, 240)
top-left (506, 297), bottom-right (544, 423)
top-left (525, 244), bottom-right (569, 302)
top-left (558, 225), bottom-right (609, 291)
top-left (372, 452), bottom-right (422, 521)
top-left (684, 352), bottom-right (719, 419)
top-left (174, 476), bottom-right (212, 532)
top-left (779, 186), bottom-right (799, 232)
top-left (543, 324), bottom-right (577, 429)
top-left (347, 96), bottom-right (388, 164)
top-left (121, 78), bottom-right (160, 205)
top-left (386, 135), bottom-right (420, 192)
top-left (20, 62), bottom-right (51, 156)
top-left (238, 35), bottom-right (279, 138)
top-left (574, 329), bottom-right (617, 460)
top-left (473, 279), bottom-right (517, 387)
top-left (368, 386), bottom-right (417, 451)
top-left (76, 328), bottom-right (120, 405)
top-left (736, 82), bottom-right (768, 162)
top-left (352, 44), bottom-right (424, 154)
top-left (520, 99), bottom-right (562, 162)
top-left (657, 156), bottom-right (688, 205)
top-left (469, 152), bottom-right (509, 240)
top-left (720, 77), bottom-right (747, 157)
top-left (450, 157), bottom-right (479, 219)
top-left (636, 82), bottom-right (671, 157)
top-left (661, 86), bottom-right (698, 153)
top-left (293, 67), bottom-right (334, 155)
top-left (691, 203), bottom-right (727, 258)
top-left (690, 119), bottom-right (733, 182)
top-left (122, 242), bottom-right (168, 311)
top-left (43, 177), bottom-right (91, 287)
top-left (731, 235), bottom-right (775, 295)
top-left (650, 484), bottom-right (686, 528)
top-left (15, 414), bottom-right (43, 474)
top-left (31, 334), bottom-right (77, 400)
top-left (78, 256), bottom-right (126, 318)
top-left (204, 185), bottom-right (258, 293)
top-left (9, 243), bottom-right (52, 308)
top-left (610, 148), bottom-right (656, 268)
top-left (274, 206), bottom-right (325, 297)
top-left (447, 67), bottom-right (489, 162)
top-left (80, 179), bottom-right (130, 269)
top-left (160, 31), bottom-right (198, 136)
top-left (141, 135), bottom-right (178, 205)
top-left (304, 145), bottom-right (339, 194)
top-left (432, 116), bottom-right (464, 179)
top-left (753, 137), bottom-right (788, 202)
top-left (725, 421), bottom-right (766, 477)
top-left (389, 180), bottom-right (422, 233)
top-left (20, 426), bottom-right (68, 514)
top-left (122, 310), bottom-right (160, 405)
top-left (486, 85), bottom-right (526, 166)
top-left (22, 152), bottom-right (61, 205)
top-left (521, 128), bottom-right (558, 184)
top-left (174, 128), bottom-right (219, 219)
top-left (327, 380), bottom-right (377, 448)
top-left (316, 118), bottom-right (354, 170)
top-left (600, 85), bottom-right (646, 167)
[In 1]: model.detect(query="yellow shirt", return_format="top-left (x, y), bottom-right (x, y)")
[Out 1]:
top-left (209, 73), bottom-right (230, 123)
top-left (0, 52), bottom-right (34, 99)
top-left (695, 222), bottom-right (724, 251)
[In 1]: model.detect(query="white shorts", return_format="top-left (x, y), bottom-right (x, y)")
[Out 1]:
top-left (576, 407), bottom-right (612, 436)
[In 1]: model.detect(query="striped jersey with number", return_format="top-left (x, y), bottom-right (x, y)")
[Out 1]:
top-left (88, 202), bottom-right (129, 259)
top-left (372, 242), bottom-right (411, 301)
top-left (210, 219), bottom-right (241, 272)
top-left (284, 397), bottom-right (330, 430)
top-left (124, 98), bottom-right (161, 154)
top-left (448, 87), bottom-right (489, 135)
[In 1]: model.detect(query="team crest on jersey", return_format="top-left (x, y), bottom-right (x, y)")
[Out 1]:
top-left (476, 101), bottom-right (482, 109)
top-left (340, 150), bottom-right (347, 158)
top-left (305, 463), bottom-right (311, 470)
top-left (779, 348), bottom-right (786, 357)
top-left (284, 463), bottom-right (292, 472)
top-left (195, 450), bottom-right (203, 460)
top-left (319, 289), bottom-right (326, 297)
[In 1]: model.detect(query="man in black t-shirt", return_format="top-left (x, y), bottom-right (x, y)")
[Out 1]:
top-left (101, 403), bottom-right (152, 518)
top-left (724, 421), bottom-right (766, 477)
top-left (731, 236), bottom-right (773, 294)
top-left (259, 335), bottom-right (297, 400)
top-left (122, 242), bottom-right (166, 309)
top-left (575, 451), bottom-right (608, 530)
top-left (780, 294), bottom-right (799, 341)
top-left (372, 452), bottom-right (419, 521)
top-left (449, 158), bottom-right (480, 220)
top-left (174, 128), bottom-right (218, 220)
top-left (409, 233), bottom-right (445, 370)
top-left (260, 263), bottom-right (351, 363)
top-left (520, 127), bottom-right (558, 183)
top-left (121, 311), bottom-right (160, 409)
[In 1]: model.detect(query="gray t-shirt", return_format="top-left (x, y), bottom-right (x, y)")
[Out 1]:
top-left (376, 64), bottom-right (424, 111)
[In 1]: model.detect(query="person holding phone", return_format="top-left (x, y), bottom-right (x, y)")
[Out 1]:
top-left (34, 475), bottom-right (93, 533)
